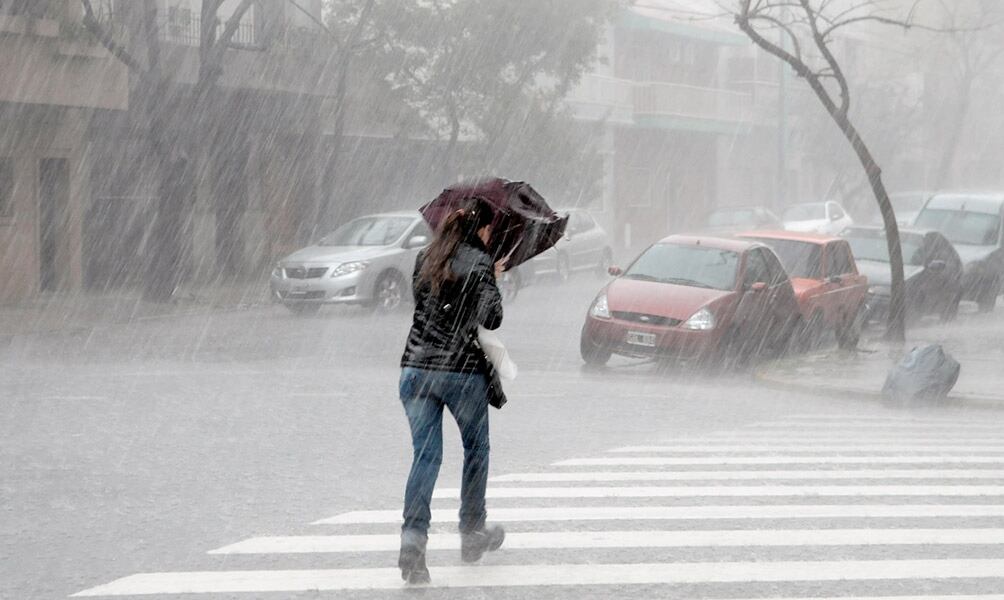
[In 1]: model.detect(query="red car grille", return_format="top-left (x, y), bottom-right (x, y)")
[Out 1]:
top-left (612, 311), bottom-right (681, 327)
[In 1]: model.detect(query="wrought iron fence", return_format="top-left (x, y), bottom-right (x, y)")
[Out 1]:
top-left (162, 13), bottom-right (257, 47)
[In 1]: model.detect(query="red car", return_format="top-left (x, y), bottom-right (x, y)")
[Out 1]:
top-left (737, 231), bottom-right (868, 349)
top-left (580, 235), bottom-right (801, 367)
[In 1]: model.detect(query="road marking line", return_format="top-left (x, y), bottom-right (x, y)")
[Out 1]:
top-left (768, 416), bottom-right (997, 423)
top-left (434, 485), bottom-right (1004, 499)
top-left (70, 559), bottom-right (1004, 595)
top-left (490, 469), bottom-right (1004, 482)
top-left (314, 504), bottom-right (1004, 525)
top-left (612, 445), bottom-right (1004, 453)
top-left (667, 436), bottom-right (1004, 442)
top-left (209, 528), bottom-right (1004, 555)
top-left (745, 422), bottom-right (1004, 430)
top-left (556, 456), bottom-right (1004, 466)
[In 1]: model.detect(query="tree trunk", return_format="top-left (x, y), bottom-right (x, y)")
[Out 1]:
top-left (835, 114), bottom-right (906, 342)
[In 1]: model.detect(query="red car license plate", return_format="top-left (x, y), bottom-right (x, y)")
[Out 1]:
top-left (626, 331), bottom-right (656, 347)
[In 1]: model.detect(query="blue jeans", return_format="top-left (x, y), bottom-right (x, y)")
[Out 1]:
top-left (400, 367), bottom-right (489, 536)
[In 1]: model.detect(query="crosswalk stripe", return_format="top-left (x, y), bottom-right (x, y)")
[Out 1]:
top-left (556, 456), bottom-right (1004, 466)
top-left (209, 528), bottom-right (1004, 555)
top-left (434, 485), bottom-right (1004, 499)
top-left (611, 445), bottom-right (1004, 452)
top-left (669, 434), bottom-right (1004, 441)
top-left (745, 422), bottom-right (1003, 430)
top-left (70, 559), bottom-right (1004, 595)
top-left (314, 504), bottom-right (1004, 525)
top-left (491, 469), bottom-right (1004, 482)
top-left (762, 416), bottom-right (994, 423)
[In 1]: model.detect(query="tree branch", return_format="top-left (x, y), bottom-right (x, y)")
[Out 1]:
top-left (80, 0), bottom-right (144, 71)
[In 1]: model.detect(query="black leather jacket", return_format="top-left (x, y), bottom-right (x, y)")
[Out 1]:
top-left (401, 238), bottom-right (503, 373)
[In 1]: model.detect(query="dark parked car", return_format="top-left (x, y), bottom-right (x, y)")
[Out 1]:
top-left (842, 226), bottom-right (963, 324)
top-left (532, 208), bottom-right (613, 281)
top-left (866, 191), bottom-right (932, 227)
top-left (914, 192), bottom-right (1004, 311)
top-left (580, 235), bottom-right (801, 367)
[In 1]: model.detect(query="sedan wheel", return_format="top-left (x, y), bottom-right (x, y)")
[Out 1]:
top-left (977, 277), bottom-right (999, 313)
top-left (374, 271), bottom-right (406, 312)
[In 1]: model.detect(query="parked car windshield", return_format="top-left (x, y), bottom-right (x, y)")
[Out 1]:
top-left (624, 243), bottom-right (739, 291)
top-left (747, 239), bottom-right (821, 279)
top-left (891, 193), bottom-right (927, 213)
top-left (319, 217), bottom-right (414, 246)
top-left (914, 208), bottom-right (1000, 246)
top-left (845, 230), bottom-right (925, 266)
top-left (708, 208), bottom-right (755, 228)
top-left (783, 203), bottom-right (825, 221)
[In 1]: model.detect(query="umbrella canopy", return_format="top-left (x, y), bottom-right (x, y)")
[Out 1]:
top-left (419, 178), bottom-right (569, 270)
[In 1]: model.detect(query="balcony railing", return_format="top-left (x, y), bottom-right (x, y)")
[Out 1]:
top-left (565, 74), bottom-right (753, 126)
top-left (161, 15), bottom-right (257, 47)
top-left (633, 81), bottom-right (751, 123)
top-left (566, 74), bottom-right (634, 109)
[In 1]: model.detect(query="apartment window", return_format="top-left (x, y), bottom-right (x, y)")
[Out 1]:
top-left (0, 158), bottom-right (13, 219)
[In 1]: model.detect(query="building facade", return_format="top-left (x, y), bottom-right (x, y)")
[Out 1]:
top-left (0, 0), bottom-right (128, 303)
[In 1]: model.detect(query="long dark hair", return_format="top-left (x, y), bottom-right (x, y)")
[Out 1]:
top-left (419, 197), bottom-right (495, 295)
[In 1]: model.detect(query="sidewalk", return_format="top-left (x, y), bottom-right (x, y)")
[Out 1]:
top-left (0, 280), bottom-right (271, 338)
top-left (756, 310), bottom-right (1004, 408)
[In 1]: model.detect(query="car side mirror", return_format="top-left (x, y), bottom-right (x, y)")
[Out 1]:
top-left (927, 259), bottom-right (946, 273)
top-left (608, 266), bottom-right (623, 277)
top-left (751, 281), bottom-right (768, 292)
top-left (828, 275), bottom-right (843, 284)
top-left (405, 235), bottom-right (429, 249)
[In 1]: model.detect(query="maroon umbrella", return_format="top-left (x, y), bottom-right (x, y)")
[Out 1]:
top-left (419, 178), bottom-right (569, 271)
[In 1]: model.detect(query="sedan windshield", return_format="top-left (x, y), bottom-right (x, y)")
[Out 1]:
top-left (708, 209), bottom-right (755, 228)
top-left (914, 209), bottom-right (1000, 246)
top-left (624, 244), bottom-right (739, 291)
top-left (845, 231), bottom-right (925, 266)
top-left (319, 217), bottom-right (414, 246)
top-left (783, 203), bottom-right (825, 221)
top-left (747, 239), bottom-right (821, 279)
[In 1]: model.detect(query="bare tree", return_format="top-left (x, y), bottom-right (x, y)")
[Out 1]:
top-left (730, 0), bottom-right (937, 342)
top-left (928, 0), bottom-right (1004, 187)
top-left (81, 0), bottom-right (258, 300)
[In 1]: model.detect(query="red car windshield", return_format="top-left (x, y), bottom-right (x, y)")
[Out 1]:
top-left (624, 244), bottom-right (739, 291)
top-left (748, 238), bottom-right (821, 279)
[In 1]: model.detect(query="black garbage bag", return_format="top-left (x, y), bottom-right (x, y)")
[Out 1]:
top-left (882, 344), bottom-right (960, 405)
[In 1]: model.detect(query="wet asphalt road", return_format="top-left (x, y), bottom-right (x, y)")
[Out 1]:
top-left (3, 276), bottom-right (1004, 599)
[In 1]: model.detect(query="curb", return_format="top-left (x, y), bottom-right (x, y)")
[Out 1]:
top-left (0, 301), bottom-right (273, 339)
top-left (754, 361), bottom-right (1004, 412)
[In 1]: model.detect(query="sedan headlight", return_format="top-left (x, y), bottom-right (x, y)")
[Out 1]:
top-left (330, 261), bottom-right (369, 278)
top-left (271, 264), bottom-right (285, 279)
top-left (590, 292), bottom-right (611, 319)
top-left (681, 307), bottom-right (715, 331)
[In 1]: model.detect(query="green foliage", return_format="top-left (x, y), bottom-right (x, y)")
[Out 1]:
top-left (324, 0), bottom-right (617, 202)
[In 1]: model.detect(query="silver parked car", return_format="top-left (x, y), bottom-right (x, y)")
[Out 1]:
top-left (270, 211), bottom-right (431, 314)
top-left (531, 208), bottom-right (613, 281)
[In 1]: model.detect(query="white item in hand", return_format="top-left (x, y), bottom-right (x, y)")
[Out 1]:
top-left (478, 326), bottom-right (517, 380)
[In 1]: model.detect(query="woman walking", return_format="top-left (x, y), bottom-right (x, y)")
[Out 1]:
top-left (398, 197), bottom-right (506, 584)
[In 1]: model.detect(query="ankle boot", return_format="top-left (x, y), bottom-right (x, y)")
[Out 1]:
top-left (398, 530), bottom-right (430, 584)
top-left (460, 524), bottom-right (505, 563)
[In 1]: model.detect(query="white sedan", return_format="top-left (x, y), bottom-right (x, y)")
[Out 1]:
top-left (783, 201), bottom-right (854, 235)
